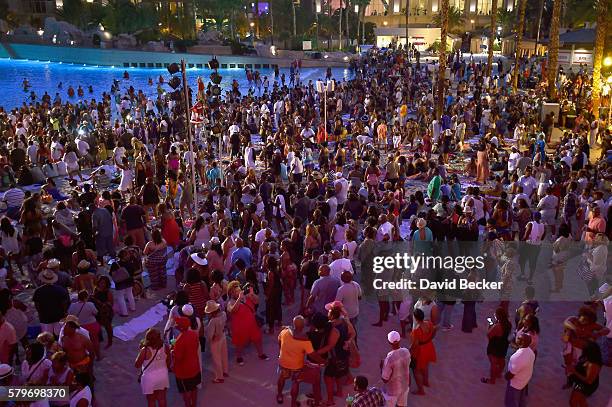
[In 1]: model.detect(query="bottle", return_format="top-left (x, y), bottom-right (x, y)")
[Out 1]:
top-left (345, 395), bottom-right (354, 406)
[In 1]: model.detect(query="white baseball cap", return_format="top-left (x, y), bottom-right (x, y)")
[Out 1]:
top-left (181, 304), bottom-right (194, 317)
top-left (387, 330), bottom-right (401, 343)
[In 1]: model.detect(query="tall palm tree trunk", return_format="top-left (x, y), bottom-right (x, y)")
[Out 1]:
top-left (292, 0), bottom-right (297, 37)
top-left (270, 0), bottom-right (274, 45)
top-left (486, 0), bottom-right (498, 77)
top-left (436, 0), bottom-right (449, 119)
top-left (339, 0), bottom-right (343, 50)
top-left (356, 5), bottom-right (360, 48)
top-left (547, 0), bottom-right (562, 100)
top-left (346, 0), bottom-right (350, 50)
top-left (512, 0), bottom-right (527, 92)
top-left (591, 0), bottom-right (609, 120)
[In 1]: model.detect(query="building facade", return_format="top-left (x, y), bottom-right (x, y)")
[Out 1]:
top-left (365, 0), bottom-right (517, 49)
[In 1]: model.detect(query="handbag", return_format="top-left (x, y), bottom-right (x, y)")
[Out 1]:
top-left (137, 348), bottom-right (160, 383)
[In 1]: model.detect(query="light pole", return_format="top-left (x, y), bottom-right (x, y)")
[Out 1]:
top-left (317, 80), bottom-right (335, 138)
top-left (180, 59), bottom-right (198, 215)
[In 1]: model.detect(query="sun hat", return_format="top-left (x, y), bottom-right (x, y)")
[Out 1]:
top-left (204, 300), bottom-right (220, 314)
top-left (387, 330), bottom-right (401, 343)
top-left (190, 253), bottom-right (208, 266)
top-left (77, 260), bottom-right (91, 270)
top-left (39, 269), bottom-right (58, 284)
top-left (47, 258), bottom-right (60, 269)
top-left (0, 364), bottom-right (13, 380)
top-left (181, 304), bottom-right (194, 317)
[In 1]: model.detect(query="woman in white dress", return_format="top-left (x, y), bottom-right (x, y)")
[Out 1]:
top-left (116, 157), bottom-right (134, 193)
top-left (21, 342), bottom-right (52, 407)
top-left (69, 372), bottom-right (92, 407)
top-left (134, 328), bottom-right (170, 407)
top-left (63, 148), bottom-right (82, 181)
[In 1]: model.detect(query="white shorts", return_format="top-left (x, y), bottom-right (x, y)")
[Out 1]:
top-left (384, 388), bottom-right (409, 407)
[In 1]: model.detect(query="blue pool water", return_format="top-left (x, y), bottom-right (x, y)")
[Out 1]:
top-left (0, 58), bottom-right (353, 110)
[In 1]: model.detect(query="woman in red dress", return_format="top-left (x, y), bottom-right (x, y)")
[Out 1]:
top-left (226, 281), bottom-right (268, 366)
top-left (158, 203), bottom-right (180, 248)
top-left (410, 308), bottom-right (437, 395)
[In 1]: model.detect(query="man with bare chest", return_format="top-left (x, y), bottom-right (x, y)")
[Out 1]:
top-left (60, 320), bottom-right (94, 375)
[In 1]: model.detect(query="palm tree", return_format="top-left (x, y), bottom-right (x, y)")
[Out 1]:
top-left (436, 0), bottom-right (449, 119)
top-left (339, 0), bottom-right (343, 50)
top-left (432, 5), bottom-right (464, 34)
top-left (512, 0), bottom-right (527, 92)
top-left (591, 0), bottom-right (611, 120)
top-left (547, 0), bottom-right (562, 100)
top-left (486, 0), bottom-right (498, 77)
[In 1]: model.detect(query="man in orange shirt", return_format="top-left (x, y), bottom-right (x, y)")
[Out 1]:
top-left (172, 317), bottom-right (201, 407)
top-left (276, 315), bottom-right (324, 406)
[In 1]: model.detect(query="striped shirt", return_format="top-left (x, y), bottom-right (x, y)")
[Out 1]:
top-left (3, 188), bottom-right (25, 208)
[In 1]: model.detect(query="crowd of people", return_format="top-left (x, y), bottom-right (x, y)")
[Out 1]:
top-left (0, 43), bottom-right (609, 407)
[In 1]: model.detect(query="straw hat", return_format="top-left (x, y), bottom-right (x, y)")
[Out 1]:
top-left (204, 300), bottom-right (220, 314)
top-left (77, 260), bottom-right (91, 270)
top-left (47, 258), bottom-right (60, 269)
top-left (38, 269), bottom-right (58, 284)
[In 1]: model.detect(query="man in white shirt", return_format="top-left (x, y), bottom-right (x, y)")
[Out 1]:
top-left (376, 214), bottom-right (395, 242)
top-left (508, 146), bottom-right (521, 173)
top-left (26, 141), bottom-right (39, 166)
top-left (328, 251), bottom-right (353, 281)
top-left (335, 271), bottom-right (361, 324)
top-left (518, 168), bottom-right (538, 199)
top-left (300, 125), bottom-right (315, 142)
top-left (382, 331), bottom-right (410, 406)
top-left (504, 334), bottom-right (535, 407)
top-left (334, 172), bottom-right (349, 208)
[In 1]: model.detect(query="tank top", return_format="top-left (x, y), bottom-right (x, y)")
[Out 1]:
top-left (141, 346), bottom-right (168, 376)
top-left (413, 300), bottom-right (435, 329)
top-left (69, 387), bottom-right (92, 407)
top-left (526, 221), bottom-right (545, 245)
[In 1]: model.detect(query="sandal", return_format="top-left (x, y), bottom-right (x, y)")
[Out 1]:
top-left (276, 394), bottom-right (284, 404)
top-left (212, 379), bottom-right (224, 384)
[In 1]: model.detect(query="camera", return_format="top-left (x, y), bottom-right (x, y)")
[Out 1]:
top-left (242, 282), bottom-right (259, 296)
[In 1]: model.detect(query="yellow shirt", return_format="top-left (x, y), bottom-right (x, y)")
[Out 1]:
top-left (278, 328), bottom-right (314, 370)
